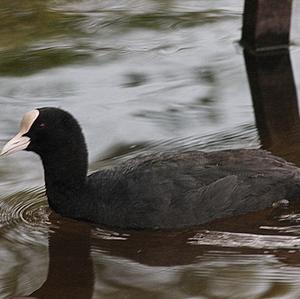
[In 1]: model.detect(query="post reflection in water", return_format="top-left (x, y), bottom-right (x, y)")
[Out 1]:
top-left (244, 48), bottom-right (300, 165)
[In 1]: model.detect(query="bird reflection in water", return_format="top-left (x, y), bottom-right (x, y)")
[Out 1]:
top-left (29, 214), bottom-right (94, 299)
top-left (9, 200), bottom-right (300, 299)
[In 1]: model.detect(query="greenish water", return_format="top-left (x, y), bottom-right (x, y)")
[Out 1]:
top-left (1, 1), bottom-right (300, 298)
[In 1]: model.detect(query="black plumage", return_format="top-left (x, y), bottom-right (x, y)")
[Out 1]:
top-left (4, 107), bottom-right (300, 229)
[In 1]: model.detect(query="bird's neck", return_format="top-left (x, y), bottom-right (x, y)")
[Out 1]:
top-left (40, 145), bottom-right (90, 218)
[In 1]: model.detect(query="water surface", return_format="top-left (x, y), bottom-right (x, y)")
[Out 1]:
top-left (1, 0), bottom-right (300, 298)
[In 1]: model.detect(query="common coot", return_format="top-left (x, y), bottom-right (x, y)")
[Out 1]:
top-left (1, 108), bottom-right (300, 229)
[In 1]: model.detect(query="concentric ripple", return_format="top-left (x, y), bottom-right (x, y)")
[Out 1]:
top-left (0, 186), bottom-right (50, 245)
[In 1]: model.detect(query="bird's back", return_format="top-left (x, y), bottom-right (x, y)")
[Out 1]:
top-left (87, 149), bottom-right (300, 229)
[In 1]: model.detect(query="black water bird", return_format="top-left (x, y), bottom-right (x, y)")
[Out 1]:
top-left (2, 107), bottom-right (300, 229)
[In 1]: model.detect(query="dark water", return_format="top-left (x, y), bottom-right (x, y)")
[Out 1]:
top-left (1, 1), bottom-right (300, 298)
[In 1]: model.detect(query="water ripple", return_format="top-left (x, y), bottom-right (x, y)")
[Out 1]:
top-left (0, 187), bottom-right (50, 245)
top-left (188, 230), bottom-right (300, 250)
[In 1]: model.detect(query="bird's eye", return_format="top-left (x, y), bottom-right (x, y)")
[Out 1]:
top-left (39, 123), bottom-right (46, 128)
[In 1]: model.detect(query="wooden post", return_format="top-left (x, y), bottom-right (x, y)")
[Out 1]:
top-left (241, 0), bottom-right (300, 164)
top-left (241, 0), bottom-right (293, 51)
